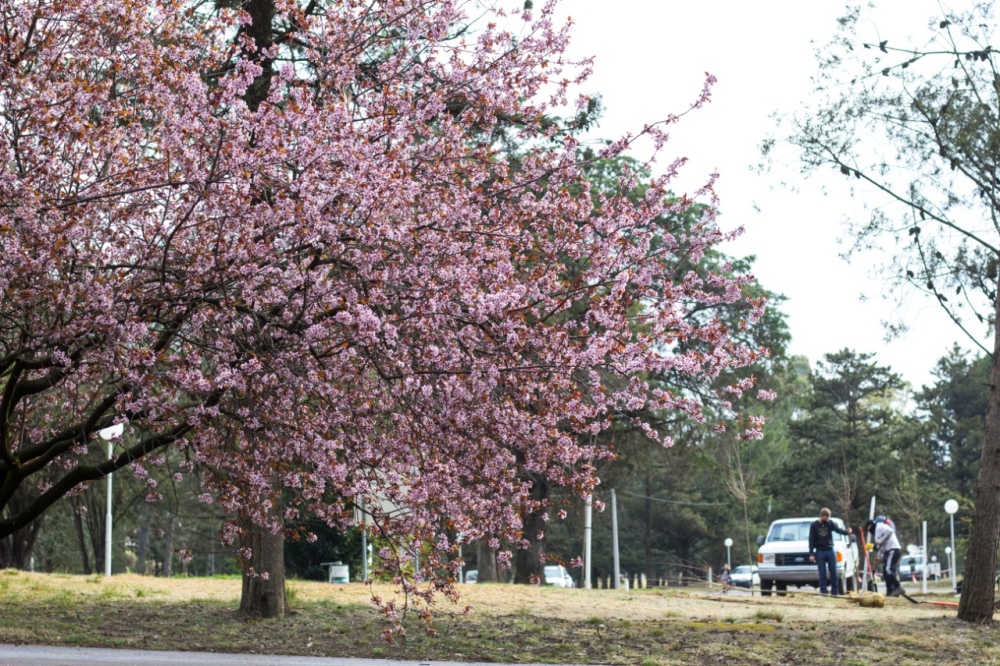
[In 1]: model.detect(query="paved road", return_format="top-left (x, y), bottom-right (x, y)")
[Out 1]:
top-left (0, 645), bottom-right (590, 666)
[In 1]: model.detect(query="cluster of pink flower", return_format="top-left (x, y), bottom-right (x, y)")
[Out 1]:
top-left (0, 0), bottom-right (770, 625)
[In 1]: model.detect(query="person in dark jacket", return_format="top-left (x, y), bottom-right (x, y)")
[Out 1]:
top-left (808, 507), bottom-right (852, 595)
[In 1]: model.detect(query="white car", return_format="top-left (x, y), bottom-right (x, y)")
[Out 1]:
top-left (899, 554), bottom-right (942, 581)
top-left (729, 565), bottom-right (760, 589)
top-left (544, 564), bottom-right (575, 587)
top-left (756, 516), bottom-right (859, 596)
top-left (464, 569), bottom-right (478, 583)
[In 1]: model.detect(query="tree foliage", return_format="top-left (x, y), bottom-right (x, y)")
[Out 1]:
top-left (537, 154), bottom-right (789, 584)
top-left (0, 0), bottom-right (769, 622)
top-left (775, 3), bottom-right (1000, 339)
top-left (913, 345), bottom-right (990, 498)
top-left (765, 350), bottom-right (906, 529)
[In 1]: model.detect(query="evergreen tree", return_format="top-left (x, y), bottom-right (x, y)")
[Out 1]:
top-left (766, 350), bottom-right (906, 529)
top-left (914, 346), bottom-right (989, 500)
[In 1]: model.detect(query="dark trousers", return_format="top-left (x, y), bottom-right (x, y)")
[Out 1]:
top-left (882, 548), bottom-right (902, 594)
top-left (815, 549), bottom-right (840, 595)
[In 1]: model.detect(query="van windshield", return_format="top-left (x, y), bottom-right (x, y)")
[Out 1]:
top-left (766, 520), bottom-right (849, 543)
top-left (767, 521), bottom-right (811, 542)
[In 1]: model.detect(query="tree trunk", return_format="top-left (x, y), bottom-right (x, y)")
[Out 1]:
top-left (231, 2), bottom-right (284, 614)
top-left (958, 309), bottom-right (1000, 622)
top-left (476, 538), bottom-right (499, 583)
top-left (0, 524), bottom-right (40, 569)
top-left (0, 490), bottom-right (42, 569)
top-left (513, 474), bottom-right (549, 584)
top-left (72, 502), bottom-right (92, 575)
top-left (161, 515), bottom-right (175, 578)
top-left (644, 472), bottom-right (654, 581)
top-left (135, 523), bottom-right (149, 575)
top-left (238, 515), bottom-right (288, 618)
top-left (512, 512), bottom-right (546, 583)
top-left (89, 506), bottom-right (105, 576)
top-left (241, 0), bottom-right (275, 113)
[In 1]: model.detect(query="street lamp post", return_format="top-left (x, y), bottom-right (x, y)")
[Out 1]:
top-left (945, 547), bottom-right (952, 588)
top-left (945, 499), bottom-right (959, 593)
top-left (98, 424), bottom-right (124, 578)
top-left (724, 538), bottom-right (733, 570)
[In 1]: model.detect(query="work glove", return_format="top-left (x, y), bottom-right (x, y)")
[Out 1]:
top-left (866, 543), bottom-right (874, 551)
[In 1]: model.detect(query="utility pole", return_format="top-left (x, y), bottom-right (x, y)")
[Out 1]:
top-left (612, 489), bottom-right (620, 590)
top-left (584, 494), bottom-right (593, 589)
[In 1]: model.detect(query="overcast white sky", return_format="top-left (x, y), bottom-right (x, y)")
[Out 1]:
top-left (555, 1), bottom-right (984, 391)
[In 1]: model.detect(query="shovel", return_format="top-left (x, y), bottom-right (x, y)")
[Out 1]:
top-left (898, 591), bottom-right (959, 608)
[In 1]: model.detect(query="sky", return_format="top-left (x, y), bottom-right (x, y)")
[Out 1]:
top-left (553, 1), bottom-right (983, 391)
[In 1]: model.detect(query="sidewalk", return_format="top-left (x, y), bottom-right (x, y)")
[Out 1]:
top-left (1, 644), bottom-right (592, 666)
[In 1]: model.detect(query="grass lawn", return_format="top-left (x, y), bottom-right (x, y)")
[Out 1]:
top-left (0, 569), bottom-right (995, 665)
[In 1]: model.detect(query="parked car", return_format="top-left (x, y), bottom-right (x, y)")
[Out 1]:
top-left (544, 564), bottom-right (575, 587)
top-left (899, 555), bottom-right (926, 581)
top-left (464, 569), bottom-right (478, 584)
top-left (729, 565), bottom-right (760, 589)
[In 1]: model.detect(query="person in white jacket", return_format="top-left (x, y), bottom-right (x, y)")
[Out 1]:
top-left (866, 517), bottom-right (903, 596)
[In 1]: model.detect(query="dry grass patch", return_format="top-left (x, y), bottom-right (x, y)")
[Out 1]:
top-left (0, 570), bottom-right (996, 664)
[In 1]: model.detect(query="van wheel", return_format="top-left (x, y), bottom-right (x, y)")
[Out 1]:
top-left (838, 574), bottom-right (847, 594)
top-left (760, 579), bottom-right (774, 597)
top-left (846, 573), bottom-right (856, 592)
top-left (775, 581), bottom-right (788, 597)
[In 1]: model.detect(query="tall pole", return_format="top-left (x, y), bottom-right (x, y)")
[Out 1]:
top-left (861, 495), bottom-right (876, 591)
top-left (724, 538), bottom-right (733, 570)
top-left (921, 521), bottom-right (928, 595)
top-left (361, 497), bottom-right (368, 582)
top-left (98, 424), bottom-right (123, 578)
top-left (949, 512), bottom-right (956, 592)
top-left (105, 437), bottom-right (113, 578)
top-left (584, 494), bottom-right (592, 589)
top-left (611, 489), bottom-right (620, 590)
top-left (945, 499), bottom-right (959, 593)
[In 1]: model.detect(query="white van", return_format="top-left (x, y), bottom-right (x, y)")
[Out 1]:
top-left (756, 517), bottom-right (859, 596)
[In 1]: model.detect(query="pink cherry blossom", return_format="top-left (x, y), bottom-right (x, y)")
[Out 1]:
top-left (0, 0), bottom-right (771, 628)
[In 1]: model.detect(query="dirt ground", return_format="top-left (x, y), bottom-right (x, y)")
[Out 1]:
top-left (1, 570), bottom-right (996, 665)
top-left (0, 570), bottom-right (942, 622)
